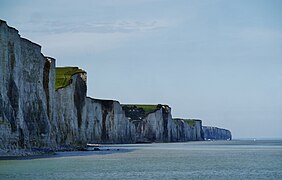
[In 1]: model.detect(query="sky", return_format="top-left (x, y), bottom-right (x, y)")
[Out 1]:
top-left (1, 0), bottom-right (282, 139)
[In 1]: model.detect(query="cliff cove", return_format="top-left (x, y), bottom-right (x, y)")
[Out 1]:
top-left (0, 20), bottom-right (231, 157)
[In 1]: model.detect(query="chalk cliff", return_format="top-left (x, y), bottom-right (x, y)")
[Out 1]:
top-left (0, 20), bottom-right (232, 155)
top-left (83, 98), bottom-right (136, 144)
top-left (0, 20), bottom-right (56, 152)
top-left (55, 73), bottom-right (86, 146)
top-left (56, 74), bottom-right (206, 144)
top-left (171, 118), bottom-right (204, 142)
top-left (123, 105), bottom-right (174, 142)
top-left (122, 105), bottom-right (204, 142)
top-left (202, 126), bottom-right (232, 140)
top-left (55, 70), bottom-right (136, 145)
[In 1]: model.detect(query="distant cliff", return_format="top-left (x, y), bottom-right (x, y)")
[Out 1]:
top-left (0, 20), bottom-right (231, 155)
top-left (122, 105), bottom-right (203, 143)
top-left (202, 126), bottom-right (232, 140)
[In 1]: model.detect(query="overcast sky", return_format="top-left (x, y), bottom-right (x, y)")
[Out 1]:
top-left (1, 0), bottom-right (282, 139)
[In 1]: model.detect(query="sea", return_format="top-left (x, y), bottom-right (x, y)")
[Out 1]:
top-left (0, 140), bottom-right (282, 180)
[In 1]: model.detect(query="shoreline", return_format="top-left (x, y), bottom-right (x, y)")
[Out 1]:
top-left (2, 139), bottom-right (281, 160)
top-left (0, 145), bottom-right (124, 160)
top-left (0, 148), bottom-right (56, 160)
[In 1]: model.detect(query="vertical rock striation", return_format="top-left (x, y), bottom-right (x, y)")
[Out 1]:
top-left (171, 119), bottom-right (204, 142)
top-left (83, 98), bottom-right (135, 143)
top-left (55, 73), bottom-right (86, 146)
top-left (0, 20), bottom-right (56, 151)
top-left (55, 70), bottom-right (135, 145)
top-left (123, 105), bottom-right (204, 142)
top-left (127, 105), bottom-right (173, 143)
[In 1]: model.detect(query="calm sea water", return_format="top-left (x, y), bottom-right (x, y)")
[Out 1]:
top-left (0, 140), bottom-right (282, 180)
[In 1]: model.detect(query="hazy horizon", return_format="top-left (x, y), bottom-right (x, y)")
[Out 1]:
top-left (1, 0), bottom-right (281, 139)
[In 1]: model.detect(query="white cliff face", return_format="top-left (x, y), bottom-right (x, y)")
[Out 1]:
top-left (202, 126), bottom-right (232, 140)
top-left (55, 73), bottom-right (135, 145)
top-left (0, 20), bottom-right (21, 150)
top-left (171, 119), bottom-right (204, 142)
top-left (129, 106), bottom-right (204, 143)
top-left (0, 20), bottom-right (55, 150)
top-left (45, 57), bottom-right (58, 147)
top-left (55, 73), bottom-right (86, 146)
top-left (132, 106), bottom-right (173, 142)
top-left (83, 98), bottom-right (136, 143)
top-left (133, 108), bottom-right (165, 142)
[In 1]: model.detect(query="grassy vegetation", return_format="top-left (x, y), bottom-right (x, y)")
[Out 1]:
top-left (172, 119), bottom-right (180, 126)
top-left (122, 104), bottom-right (160, 115)
top-left (183, 119), bottom-right (196, 127)
top-left (173, 118), bottom-right (197, 127)
top-left (55, 67), bottom-right (86, 90)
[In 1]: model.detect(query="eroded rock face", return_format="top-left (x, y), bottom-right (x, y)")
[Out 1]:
top-left (131, 106), bottom-right (174, 142)
top-left (202, 126), bottom-right (232, 140)
top-left (126, 106), bottom-right (204, 143)
top-left (55, 74), bottom-right (86, 146)
top-left (55, 75), bottom-right (205, 144)
top-left (55, 73), bottom-right (135, 145)
top-left (56, 75), bottom-right (204, 144)
top-left (83, 98), bottom-right (136, 143)
top-left (0, 20), bottom-right (56, 150)
top-left (171, 119), bottom-right (204, 142)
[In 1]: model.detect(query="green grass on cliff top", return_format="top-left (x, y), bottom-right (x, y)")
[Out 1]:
top-left (173, 118), bottom-right (197, 127)
top-left (55, 67), bottom-right (86, 90)
top-left (121, 104), bottom-right (160, 115)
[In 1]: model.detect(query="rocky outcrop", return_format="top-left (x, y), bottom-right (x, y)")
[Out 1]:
top-left (0, 20), bottom-right (56, 151)
top-left (202, 126), bottom-right (232, 140)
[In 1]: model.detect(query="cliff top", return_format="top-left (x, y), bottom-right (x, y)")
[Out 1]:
top-left (173, 118), bottom-right (202, 127)
top-left (0, 19), bottom-right (19, 34)
top-left (0, 19), bottom-right (42, 49)
top-left (122, 104), bottom-right (159, 113)
top-left (55, 67), bottom-right (86, 90)
top-left (122, 104), bottom-right (167, 120)
top-left (203, 126), bottom-right (231, 132)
